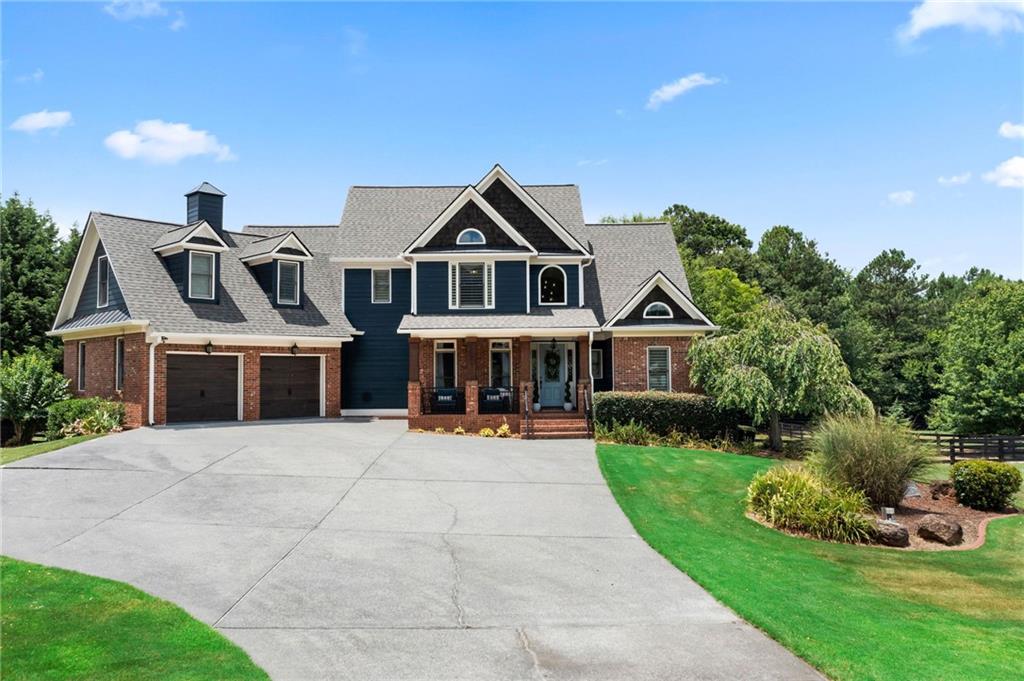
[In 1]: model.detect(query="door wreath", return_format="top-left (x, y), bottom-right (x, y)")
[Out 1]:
top-left (544, 348), bottom-right (560, 380)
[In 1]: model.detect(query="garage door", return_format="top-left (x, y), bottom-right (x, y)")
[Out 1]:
top-left (166, 354), bottom-right (239, 423)
top-left (260, 355), bottom-right (321, 419)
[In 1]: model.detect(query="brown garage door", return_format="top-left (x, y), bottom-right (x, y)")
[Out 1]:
top-left (260, 355), bottom-right (320, 419)
top-left (166, 354), bottom-right (239, 423)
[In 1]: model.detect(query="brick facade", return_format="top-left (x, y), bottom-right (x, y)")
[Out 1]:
top-left (611, 336), bottom-right (694, 393)
top-left (64, 335), bottom-right (342, 427)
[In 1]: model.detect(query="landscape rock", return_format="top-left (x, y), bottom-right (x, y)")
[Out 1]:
top-left (917, 514), bottom-right (963, 545)
top-left (903, 482), bottom-right (922, 499)
top-left (929, 481), bottom-right (955, 500)
top-left (875, 520), bottom-right (910, 547)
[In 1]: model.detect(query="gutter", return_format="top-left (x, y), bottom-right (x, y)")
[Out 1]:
top-left (148, 334), bottom-right (164, 426)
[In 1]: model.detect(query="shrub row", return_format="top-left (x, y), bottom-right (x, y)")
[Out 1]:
top-left (951, 460), bottom-right (1022, 511)
top-left (46, 398), bottom-right (125, 439)
top-left (593, 391), bottom-right (743, 440)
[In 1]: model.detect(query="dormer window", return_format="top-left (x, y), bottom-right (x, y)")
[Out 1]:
top-left (456, 228), bottom-right (486, 246)
top-left (96, 255), bottom-right (110, 308)
top-left (643, 302), bottom-right (673, 318)
top-left (189, 251), bottom-right (216, 300)
top-left (277, 260), bottom-right (300, 305)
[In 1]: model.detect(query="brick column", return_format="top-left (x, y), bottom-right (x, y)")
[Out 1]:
top-left (323, 347), bottom-right (341, 417)
top-left (465, 338), bottom-right (477, 383)
top-left (408, 339), bottom-right (420, 382)
top-left (408, 382), bottom-right (421, 417)
top-left (465, 380), bottom-right (478, 416)
top-left (577, 335), bottom-right (590, 383)
top-left (517, 335), bottom-right (532, 384)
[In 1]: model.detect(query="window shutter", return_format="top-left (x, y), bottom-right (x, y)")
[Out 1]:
top-left (372, 269), bottom-right (390, 303)
top-left (648, 348), bottom-right (670, 391)
top-left (485, 262), bottom-right (494, 308)
top-left (450, 263), bottom-right (458, 307)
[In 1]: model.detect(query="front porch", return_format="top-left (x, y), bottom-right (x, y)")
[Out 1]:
top-left (406, 335), bottom-right (592, 438)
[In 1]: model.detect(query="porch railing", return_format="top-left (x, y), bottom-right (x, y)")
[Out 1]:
top-left (422, 388), bottom-right (465, 415)
top-left (478, 386), bottom-right (518, 414)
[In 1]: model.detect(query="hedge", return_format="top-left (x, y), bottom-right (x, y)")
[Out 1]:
top-left (951, 460), bottom-right (1023, 511)
top-left (592, 391), bottom-right (744, 440)
top-left (46, 398), bottom-right (125, 440)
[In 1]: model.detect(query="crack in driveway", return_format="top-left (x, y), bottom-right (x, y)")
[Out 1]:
top-left (426, 481), bottom-right (467, 629)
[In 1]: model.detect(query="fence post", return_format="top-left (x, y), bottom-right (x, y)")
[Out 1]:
top-left (949, 439), bottom-right (955, 464)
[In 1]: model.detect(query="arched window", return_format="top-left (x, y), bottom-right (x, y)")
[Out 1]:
top-left (456, 228), bottom-right (486, 246)
top-left (539, 265), bottom-right (566, 305)
top-left (643, 301), bottom-right (673, 318)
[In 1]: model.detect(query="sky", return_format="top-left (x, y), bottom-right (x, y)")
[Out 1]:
top-left (3, 1), bottom-right (1023, 279)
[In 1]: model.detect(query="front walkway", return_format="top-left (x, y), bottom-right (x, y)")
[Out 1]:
top-left (1, 421), bottom-right (821, 680)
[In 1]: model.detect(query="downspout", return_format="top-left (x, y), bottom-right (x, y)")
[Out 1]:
top-left (147, 335), bottom-right (164, 426)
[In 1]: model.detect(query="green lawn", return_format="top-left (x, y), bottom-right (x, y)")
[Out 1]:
top-left (0, 557), bottom-right (267, 680)
top-left (598, 444), bottom-right (1024, 681)
top-left (0, 434), bottom-right (102, 466)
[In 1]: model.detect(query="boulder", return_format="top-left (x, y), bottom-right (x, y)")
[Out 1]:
top-left (929, 481), bottom-right (955, 500)
top-left (875, 520), bottom-right (910, 547)
top-left (917, 514), bottom-right (963, 545)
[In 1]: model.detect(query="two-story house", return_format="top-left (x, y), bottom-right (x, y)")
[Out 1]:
top-left (50, 165), bottom-right (717, 437)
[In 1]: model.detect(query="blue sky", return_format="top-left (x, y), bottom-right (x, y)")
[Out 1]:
top-left (3, 1), bottom-right (1022, 278)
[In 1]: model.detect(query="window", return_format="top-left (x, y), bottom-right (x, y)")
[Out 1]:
top-left (189, 251), bottom-right (215, 300)
top-left (372, 268), bottom-right (391, 304)
top-left (643, 301), bottom-right (673, 319)
top-left (449, 261), bottom-right (494, 309)
top-left (434, 341), bottom-right (457, 388)
top-left (115, 337), bottom-right (125, 391)
top-left (590, 348), bottom-right (604, 380)
top-left (456, 228), bottom-right (486, 246)
top-left (489, 340), bottom-right (512, 388)
top-left (647, 347), bottom-right (671, 391)
top-left (96, 256), bottom-right (110, 308)
top-left (77, 341), bottom-right (86, 391)
top-left (277, 260), bottom-right (300, 305)
top-left (539, 265), bottom-right (566, 305)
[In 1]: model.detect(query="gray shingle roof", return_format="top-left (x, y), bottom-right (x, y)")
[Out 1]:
top-left (398, 309), bottom-right (600, 332)
top-left (92, 213), bottom-right (355, 339)
top-left (186, 181), bottom-right (226, 196)
top-left (574, 222), bottom-right (693, 325)
top-left (241, 226), bottom-right (341, 255)
top-left (236, 232), bottom-right (312, 261)
top-left (55, 308), bottom-right (133, 331)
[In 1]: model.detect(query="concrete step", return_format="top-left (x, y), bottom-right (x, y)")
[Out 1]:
top-left (530, 431), bottom-right (592, 440)
top-left (530, 420), bottom-right (587, 428)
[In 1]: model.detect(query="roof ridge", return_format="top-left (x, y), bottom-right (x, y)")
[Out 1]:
top-left (584, 221), bottom-right (670, 226)
top-left (244, 224), bottom-right (338, 229)
top-left (348, 183), bottom-right (577, 189)
top-left (94, 211), bottom-right (184, 228)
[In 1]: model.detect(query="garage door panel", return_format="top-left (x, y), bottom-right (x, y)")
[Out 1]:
top-left (260, 356), bottom-right (320, 420)
top-left (166, 355), bottom-right (239, 423)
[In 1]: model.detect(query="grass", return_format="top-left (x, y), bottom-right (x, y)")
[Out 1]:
top-left (597, 444), bottom-right (1024, 681)
top-left (0, 557), bottom-right (267, 680)
top-left (0, 434), bottom-right (102, 466)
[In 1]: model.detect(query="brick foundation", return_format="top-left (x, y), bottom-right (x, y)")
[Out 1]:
top-left (611, 336), bottom-right (694, 392)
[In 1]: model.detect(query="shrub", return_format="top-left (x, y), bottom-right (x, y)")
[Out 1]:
top-left (495, 422), bottom-right (512, 438)
top-left (452, 426), bottom-right (465, 435)
top-left (808, 415), bottom-right (930, 507)
top-left (598, 419), bottom-right (655, 446)
top-left (593, 391), bottom-right (742, 440)
top-left (951, 460), bottom-right (1023, 511)
top-left (60, 402), bottom-right (125, 437)
top-left (479, 427), bottom-right (495, 438)
top-left (47, 398), bottom-right (124, 439)
top-left (433, 426), bottom-right (446, 434)
top-left (747, 465), bottom-right (874, 543)
top-left (0, 350), bottom-right (69, 446)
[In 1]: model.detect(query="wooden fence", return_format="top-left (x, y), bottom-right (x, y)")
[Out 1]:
top-left (776, 422), bottom-right (1024, 463)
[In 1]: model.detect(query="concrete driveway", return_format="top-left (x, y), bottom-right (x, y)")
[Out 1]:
top-left (2, 421), bottom-right (821, 680)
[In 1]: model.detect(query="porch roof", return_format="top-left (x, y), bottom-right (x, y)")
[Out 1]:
top-left (397, 309), bottom-right (600, 335)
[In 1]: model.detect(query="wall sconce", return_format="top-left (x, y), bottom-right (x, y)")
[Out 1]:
top-left (290, 343), bottom-right (299, 355)
top-left (204, 341), bottom-right (214, 354)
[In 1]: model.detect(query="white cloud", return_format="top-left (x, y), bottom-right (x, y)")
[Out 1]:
top-left (577, 159), bottom-right (609, 167)
top-left (10, 109), bottom-right (73, 133)
top-left (170, 11), bottom-right (186, 32)
top-left (104, 119), bottom-right (235, 164)
top-left (16, 68), bottom-right (44, 83)
top-left (999, 121), bottom-right (1024, 139)
top-left (938, 172), bottom-right (971, 186)
top-left (646, 73), bottom-right (721, 110)
top-left (887, 190), bottom-right (916, 205)
top-left (343, 27), bottom-right (367, 56)
top-left (898, 1), bottom-right (1024, 42)
top-left (103, 1), bottom-right (168, 21)
top-left (983, 156), bottom-right (1024, 188)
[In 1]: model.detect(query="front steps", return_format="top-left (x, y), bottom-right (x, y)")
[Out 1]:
top-left (525, 412), bottom-right (590, 439)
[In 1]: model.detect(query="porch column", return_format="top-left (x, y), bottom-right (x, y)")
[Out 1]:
top-left (465, 379), bottom-right (478, 416)
top-left (408, 338), bottom-right (420, 382)
top-left (465, 337), bottom-right (478, 383)
top-left (407, 338), bottom-right (422, 418)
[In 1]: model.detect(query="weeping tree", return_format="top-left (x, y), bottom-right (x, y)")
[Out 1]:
top-left (689, 300), bottom-right (872, 450)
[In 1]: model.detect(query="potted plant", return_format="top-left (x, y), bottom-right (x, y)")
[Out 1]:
top-left (563, 378), bottom-right (573, 411)
top-left (532, 379), bottom-right (541, 412)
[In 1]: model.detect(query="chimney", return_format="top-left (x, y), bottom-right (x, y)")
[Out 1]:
top-left (185, 182), bottom-right (226, 233)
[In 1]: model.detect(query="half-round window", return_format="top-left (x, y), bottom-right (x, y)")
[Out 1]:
top-left (539, 265), bottom-right (567, 305)
top-left (456, 228), bottom-right (486, 246)
top-left (643, 302), bottom-right (673, 318)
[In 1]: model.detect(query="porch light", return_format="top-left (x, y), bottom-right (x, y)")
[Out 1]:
top-left (204, 341), bottom-right (214, 354)
top-left (290, 343), bottom-right (299, 355)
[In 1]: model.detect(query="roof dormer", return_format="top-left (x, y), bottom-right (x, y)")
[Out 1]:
top-left (153, 221), bottom-right (230, 304)
top-left (239, 232), bottom-right (314, 308)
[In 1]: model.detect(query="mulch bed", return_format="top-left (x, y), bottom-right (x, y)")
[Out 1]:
top-left (882, 481), bottom-right (1018, 551)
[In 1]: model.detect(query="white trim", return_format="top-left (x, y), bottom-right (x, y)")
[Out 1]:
top-left (239, 232), bottom-right (314, 265)
top-left (54, 216), bottom-right (101, 328)
top-left (646, 346), bottom-right (671, 392)
top-left (96, 255), bottom-right (110, 309)
top-left (165, 350), bottom-right (245, 421)
top-left (578, 262), bottom-right (584, 307)
top-left (456, 228), bottom-right (486, 246)
top-left (402, 326), bottom-right (599, 338)
top-left (609, 327), bottom-right (714, 337)
top-left (188, 251), bottom-right (216, 301)
top-left (411, 261), bottom-right (418, 314)
top-left (448, 260), bottom-right (495, 310)
top-left (148, 337), bottom-right (161, 424)
top-left (115, 336), bottom-right (125, 391)
top-left (603, 271), bottom-right (717, 329)
top-left (340, 269), bottom-right (345, 314)
top-left (276, 260), bottom-right (301, 305)
top-left (643, 301), bottom-right (673, 319)
top-left (152, 332), bottom-right (354, 346)
top-left (330, 257), bottom-right (411, 267)
top-left (529, 254), bottom-right (593, 264)
top-left (525, 261), bottom-right (531, 313)
top-left (403, 186), bottom-right (537, 255)
top-left (152, 221), bottom-right (229, 255)
top-left (413, 251), bottom-right (529, 262)
top-left (537, 265), bottom-right (567, 306)
top-left (475, 165), bottom-right (588, 254)
top-left (487, 339), bottom-right (513, 388)
top-left (258, 353), bottom-right (327, 418)
top-left (341, 408), bottom-right (408, 417)
top-left (77, 340), bottom-right (86, 391)
top-left (590, 348), bottom-right (604, 380)
top-left (433, 339), bottom-right (458, 388)
top-left (371, 268), bottom-right (392, 304)
top-left (47, 320), bottom-right (151, 339)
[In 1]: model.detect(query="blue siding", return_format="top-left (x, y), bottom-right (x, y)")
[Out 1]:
top-left (416, 260), bottom-right (527, 314)
top-left (591, 338), bottom-right (613, 392)
top-left (74, 241), bottom-right (128, 318)
top-left (163, 250), bottom-right (222, 304)
top-left (250, 260), bottom-right (304, 308)
top-left (530, 264), bottom-right (579, 308)
top-left (342, 268), bottom-right (410, 409)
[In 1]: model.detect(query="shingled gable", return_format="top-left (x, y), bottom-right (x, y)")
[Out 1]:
top-left (152, 220), bottom-right (229, 255)
top-left (238, 231), bottom-right (314, 265)
top-left (402, 186), bottom-right (536, 255)
top-left (603, 270), bottom-right (717, 330)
